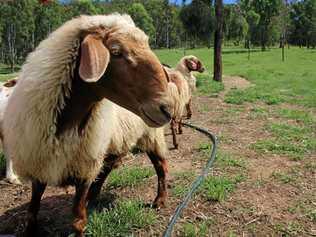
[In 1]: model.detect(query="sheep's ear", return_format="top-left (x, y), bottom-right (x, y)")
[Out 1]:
top-left (79, 34), bottom-right (110, 83)
top-left (3, 79), bottom-right (17, 88)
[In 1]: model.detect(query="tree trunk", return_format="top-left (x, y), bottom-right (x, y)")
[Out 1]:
top-left (7, 23), bottom-right (16, 73)
top-left (166, 15), bottom-right (170, 49)
top-left (261, 28), bottom-right (266, 51)
top-left (213, 0), bottom-right (223, 82)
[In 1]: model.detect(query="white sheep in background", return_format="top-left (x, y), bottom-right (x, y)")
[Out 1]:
top-left (3, 14), bottom-right (172, 237)
top-left (164, 56), bottom-right (205, 149)
top-left (0, 78), bottom-right (20, 184)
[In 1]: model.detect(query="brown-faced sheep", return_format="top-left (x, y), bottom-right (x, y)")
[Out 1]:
top-left (3, 14), bottom-right (172, 237)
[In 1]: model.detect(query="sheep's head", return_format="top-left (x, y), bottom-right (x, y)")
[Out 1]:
top-left (183, 56), bottom-right (205, 73)
top-left (0, 78), bottom-right (17, 98)
top-left (78, 26), bottom-right (172, 127)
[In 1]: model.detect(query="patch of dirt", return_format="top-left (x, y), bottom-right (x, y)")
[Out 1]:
top-left (219, 75), bottom-right (252, 98)
top-left (1, 75), bottom-right (315, 236)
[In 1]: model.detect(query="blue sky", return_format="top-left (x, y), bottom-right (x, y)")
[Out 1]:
top-left (173, 0), bottom-right (236, 3)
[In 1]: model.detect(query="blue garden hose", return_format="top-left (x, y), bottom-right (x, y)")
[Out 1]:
top-left (162, 121), bottom-right (218, 237)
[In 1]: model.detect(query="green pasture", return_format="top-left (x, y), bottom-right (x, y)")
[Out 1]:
top-left (0, 46), bottom-right (315, 236)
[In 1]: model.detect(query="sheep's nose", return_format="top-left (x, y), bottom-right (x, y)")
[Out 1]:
top-left (160, 104), bottom-right (172, 121)
top-left (199, 67), bottom-right (205, 73)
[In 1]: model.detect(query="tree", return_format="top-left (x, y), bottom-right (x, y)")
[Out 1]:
top-left (245, 10), bottom-right (260, 44)
top-left (180, 0), bottom-right (214, 47)
top-left (0, 0), bottom-right (37, 71)
top-left (240, 0), bottom-right (282, 50)
top-left (288, 0), bottom-right (316, 47)
top-left (228, 6), bottom-right (248, 45)
top-left (128, 3), bottom-right (155, 44)
top-left (214, 0), bottom-right (223, 82)
top-left (34, 1), bottom-right (65, 47)
top-left (253, 0), bottom-right (282, 50)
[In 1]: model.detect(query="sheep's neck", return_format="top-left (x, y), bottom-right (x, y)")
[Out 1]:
top-left (176, 63), bottom-right (191, 78)
top-left (56, 77), bottom-right (101, 137)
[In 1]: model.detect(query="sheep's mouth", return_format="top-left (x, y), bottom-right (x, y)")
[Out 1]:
top-left (141, 107), bottom-right (167, 127)
top-left (198, 67), bottom-right (205, 73)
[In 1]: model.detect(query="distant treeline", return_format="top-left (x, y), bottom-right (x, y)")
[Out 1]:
top-left (0, 0), bottom-right (315, 70)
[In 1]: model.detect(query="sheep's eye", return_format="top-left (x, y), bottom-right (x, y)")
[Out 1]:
top-left (110, 46), bottom-right (122, 57)
top-left (111, 49), bottom-right (121, 56)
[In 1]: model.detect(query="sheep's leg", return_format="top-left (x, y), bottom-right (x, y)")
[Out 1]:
top-left (87, 154), bottom-right (120, 202)
top-left (178, 118), bottom-right (183, 135)
top-left (24, 180), bottom-right (46, 237)
top-left (170, 119), bottom-right (178, 149)
top-left (72, 180), bottom-right (91, 237)
top-left (186, 98), bottom-right (192, 119)
top-left (5, 156), bottom-right (21, 184)
top-left (147, 151), bottom-right (168, 208)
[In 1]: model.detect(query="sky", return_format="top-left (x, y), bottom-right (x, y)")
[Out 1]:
top-left (173, 0), bottom-right (237, 3)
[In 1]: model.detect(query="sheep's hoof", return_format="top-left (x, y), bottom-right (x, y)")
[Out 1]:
top-left (6, 176), bottom-right (21, 185)
top-left (174, 144), bottom-right (178, 149)
top-left (24, 219), bottom-right (38, 237)
top-left (178, 130), bottom-right (183, 135)
top-left (186, 114), bottom-right (192, 119)
top-left (152, 198), bottom-right (166, 209)
top-left (72, 218), bottom-right (86, 237)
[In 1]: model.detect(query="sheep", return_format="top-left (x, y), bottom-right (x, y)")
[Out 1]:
top-left (0, 78), bottom-right (20, 184)
top-left (164, 56), bottom-right (205, 149)
top-left (165, 70), bottom-right (191, 149)
top-left (3, 14), bottom-right (173, 237)
top-left (2, 82), bottom-right (170, 208)
top-left (87, 102), bottom-right (169, 208)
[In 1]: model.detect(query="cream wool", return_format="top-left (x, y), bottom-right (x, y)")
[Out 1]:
top-left (107, 102), bottom-right (167, 157)
top-left (0, 79), bottom-right (20, 184)
top-left (2, 14), bottom-right (137, 186)
top-left (165, 68), bottom-right (191, 123)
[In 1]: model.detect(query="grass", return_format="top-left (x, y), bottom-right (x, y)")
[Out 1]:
top-left (172, 173), bottom-right (245, 202)
top-left (172, 149), bottom-right (246, 202)
top-left (198, 144), bottom-right (246, 169)
top-left (180, 219), bottom-right (213, 237)
top-left (193, 146), bottom-right (246, 201)
top-left (196, 73), bottom-right (224, 96)
top-left (252, 122), bottom-right (316, 159)
top-left (277, 108), bottom-right (315, 125)
top-left (215, 152), bottom-right (246, 169)
top-left (248, 107), bottom-right (269, 119)
top-left (155, 47), bottom-right (316, 108)
top-left (224, 107), bottom-right (245, 115)
top-left (86, 199), bottom-right (157, 237)
top-left (106, 166), bottom-right (155, 189)
top-left (200, 176), bottom-right (237, 202)
top-left (274, 222), bottom-right (304, 236)
top-left (171, 171), bottom-right (195, 198)
top-left (288, 199), bottom-right (316, 223)
top-left (0, 64), bottom-right (19, 82)
top-left (0, 46), bottom-right (315, 235)
top-left (271, 170), bottom-right (299, 184)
